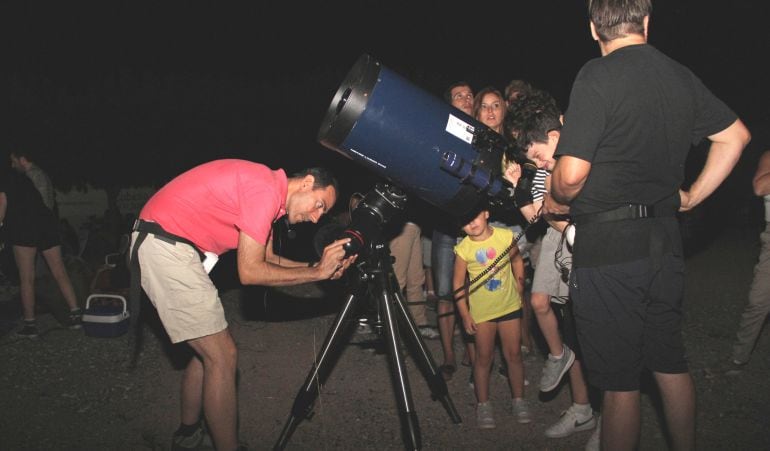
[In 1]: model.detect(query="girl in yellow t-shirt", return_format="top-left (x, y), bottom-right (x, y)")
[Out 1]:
top-left (454, 208), bottom-right (530, 428)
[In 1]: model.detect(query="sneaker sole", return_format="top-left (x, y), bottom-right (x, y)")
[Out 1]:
top-left (539, 350), bottom-right (576, 392)
top-left (516, 416), bottom-right (532, 424)
top-left (544, 418), bottom-right (596, 438)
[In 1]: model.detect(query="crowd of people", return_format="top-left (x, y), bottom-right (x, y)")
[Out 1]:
top-left (2, 1), bottom-right (764, 451)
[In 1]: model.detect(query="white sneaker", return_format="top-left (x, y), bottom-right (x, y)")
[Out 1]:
top-left (544, 404), bottom-right (596, 438)
top-left (418, 326), bottom-right (439, 339)
top-left (511, 398), bottom-right (532, 424)
top-left (476, 401), bottom-right (496, 429)
top-left (585, 415), bottom-right (601, 451)
top-left (539, 344), bottom-right (575, 392)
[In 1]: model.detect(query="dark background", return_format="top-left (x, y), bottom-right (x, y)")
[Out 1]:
top-left (2, 0), bottom-right (768, 223)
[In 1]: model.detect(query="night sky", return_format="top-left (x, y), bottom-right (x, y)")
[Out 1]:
top-left (3, 1), bottom-right (768, 202)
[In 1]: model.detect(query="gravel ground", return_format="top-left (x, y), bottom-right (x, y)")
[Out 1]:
top-left (1, 224), bottom-right (768, 450)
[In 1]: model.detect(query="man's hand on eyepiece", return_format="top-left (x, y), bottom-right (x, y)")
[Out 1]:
top-left (317, 238), bottom-right (357, 280)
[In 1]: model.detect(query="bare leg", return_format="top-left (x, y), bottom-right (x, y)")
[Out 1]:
top-left (180, 355), bottom-right (205, 425)
top-left (186, 329), bottom-right (239, 451)
top-left (601, 390), bottom-right (640, 451)
top-left (40, 245), bottom-right (79, 310)
top-left (568, 360), bottom-right (590, 405)
top-left (654, 371), bottom-right (696, 451)
top-left (497, 319), bottom-right (524, 398)
top-left (531, 291), bottom-right (563, 356)
top-left (520, 293), bottom-right (534, 351)
top-left (437, 300), bottom-right (456, 367)
top-left (13, 245), bottom-right (38, 320)
top-left (473, 322), bottom-right (497, 403)
top-left (464, 340), bottom-right (476, 367)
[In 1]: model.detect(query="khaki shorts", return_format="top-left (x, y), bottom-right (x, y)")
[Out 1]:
top-left (132, 232), bottom-right (227, 343)
top-left (531, 227), bottom-right (570, 299)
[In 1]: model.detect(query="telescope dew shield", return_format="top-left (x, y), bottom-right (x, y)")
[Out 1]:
top-left (317, 53), bottom-right (505, 217)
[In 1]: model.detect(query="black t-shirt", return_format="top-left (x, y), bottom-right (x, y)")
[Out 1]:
top-left (0, 170), bottom-right (53, 233)
top-left (555, 44), bottom-right (737, 267)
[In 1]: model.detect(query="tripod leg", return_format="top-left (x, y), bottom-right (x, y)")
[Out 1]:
top-left (375, 268), bottom-right (422, 450)
top-left (273, 290), bottom-right (361, 451)
top-left (389, 271), bottom-right (462, 424)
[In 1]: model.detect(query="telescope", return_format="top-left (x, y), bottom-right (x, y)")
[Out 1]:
top-left (317, 53), bottom-right (528, 215)
top-left (317, 53), bottom-right (530, 257)
top-left (276, 54), bottom-right (540, 450)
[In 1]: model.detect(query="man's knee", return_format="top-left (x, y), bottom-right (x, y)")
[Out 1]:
top-left (437, 300), bottom-right (455, 314)
top-left (189, 330), bottom-right (238, 369)
top-left (530, 293), bottom-right (552, 315)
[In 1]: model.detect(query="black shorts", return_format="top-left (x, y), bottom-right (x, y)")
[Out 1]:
top-left (553, 301), bottom-right (583, 362)
top-left (6, 210), bottom-right (61, 250)
top-left (489, 308), bottom-right (522, 322)
top-left (571, 254), bottom-right (688, 391)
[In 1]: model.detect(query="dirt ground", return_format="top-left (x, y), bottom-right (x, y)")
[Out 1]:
top-left (1, 223), bottom-right (768, 450)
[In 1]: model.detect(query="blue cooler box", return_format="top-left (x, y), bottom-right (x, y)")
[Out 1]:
top-left (83, 294), bottom-right (130, 338)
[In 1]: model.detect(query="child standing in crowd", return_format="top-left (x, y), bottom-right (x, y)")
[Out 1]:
top-left (453, 207), bottom-right (530, 429)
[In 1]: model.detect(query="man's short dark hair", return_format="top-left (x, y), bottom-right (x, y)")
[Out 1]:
top-left (443, 81), bottom-right (472, 104)
top-left (292, 167), bottom-right (339, 193)
top-left (504, 79), bottom-right (533, 103)
top-left (10, 149), bottom-right (37, 162)
top-left (589, 0), bottom-right (651, 42)
top-left (504, 88), bottom-right (562, 149)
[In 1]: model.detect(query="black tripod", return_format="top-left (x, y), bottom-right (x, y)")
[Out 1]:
top-left (274, 240), bottom-right (462, 450)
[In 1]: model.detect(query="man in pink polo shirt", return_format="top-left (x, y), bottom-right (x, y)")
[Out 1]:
top-left (131, 159), bottom-right (354, 451)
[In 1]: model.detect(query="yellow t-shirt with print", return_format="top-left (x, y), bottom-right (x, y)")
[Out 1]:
top-left (454, 226), bottom-right (521, 323)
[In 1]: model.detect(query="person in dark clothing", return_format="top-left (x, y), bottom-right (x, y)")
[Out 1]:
top-left (545, 1), bottom-right (751, 449)
top-left (0, 168), bottom-right (82, 337)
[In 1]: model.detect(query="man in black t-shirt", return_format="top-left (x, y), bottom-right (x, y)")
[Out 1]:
top-left (545, 1), bottom-right (751, 450)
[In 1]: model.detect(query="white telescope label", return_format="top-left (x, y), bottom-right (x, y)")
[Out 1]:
top-left (446, 114), bottom-right (475, 144)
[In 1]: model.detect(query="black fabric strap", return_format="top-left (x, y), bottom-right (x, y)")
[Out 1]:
top-left (574, 204), bottom-right (656, 225)
top-left (127, 230), bottom-right (148, 369)
top-left (132, 219), bottom-right (204, 260)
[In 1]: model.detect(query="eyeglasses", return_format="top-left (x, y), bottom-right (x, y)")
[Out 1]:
top-left (452, 93), bottom-right (473, 101)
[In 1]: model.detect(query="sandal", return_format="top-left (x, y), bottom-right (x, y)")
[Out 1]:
top-left (439, 364), bottom-right (456, 381)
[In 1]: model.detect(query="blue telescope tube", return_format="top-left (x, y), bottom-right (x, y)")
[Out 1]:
top-left (317, 54), bottom-right (505, 217)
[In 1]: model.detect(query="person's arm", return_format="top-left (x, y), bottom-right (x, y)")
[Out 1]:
top-left (544, 155), bottom-right (591, 216)
top-left (263, 236), bottom-right (312, 268)
top-left (452, 255), bottom-right (476, 335)
top-left (521, 200), bottom-right (542, 224)
top-left (236, 231), bottom-right (352, 286)
top-left (542, 173), bottom-right (570, 231)
top-left (27, 169), bottom-right (55, 211)
top-left (752, 150), bottom-right (770, 197)
top-left (503, 162), bottom-right (542, 222)
top-left (0, 192), bottom-right (6, 226)
top-left (680, 119), bottom-right (751, 211)
top-left (549, 156), bottom-right (591, 206)
top-left (509, 246), bottom-right (525, 297)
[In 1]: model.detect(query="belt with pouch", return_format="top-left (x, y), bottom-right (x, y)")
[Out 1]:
top-left (573, 203), bottom-right (661, 225)
top-left (132, 219), bottom-right (204, 260)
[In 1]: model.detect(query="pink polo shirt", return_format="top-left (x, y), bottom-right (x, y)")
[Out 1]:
top-left (140, 159), bottom-right (288, 255)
